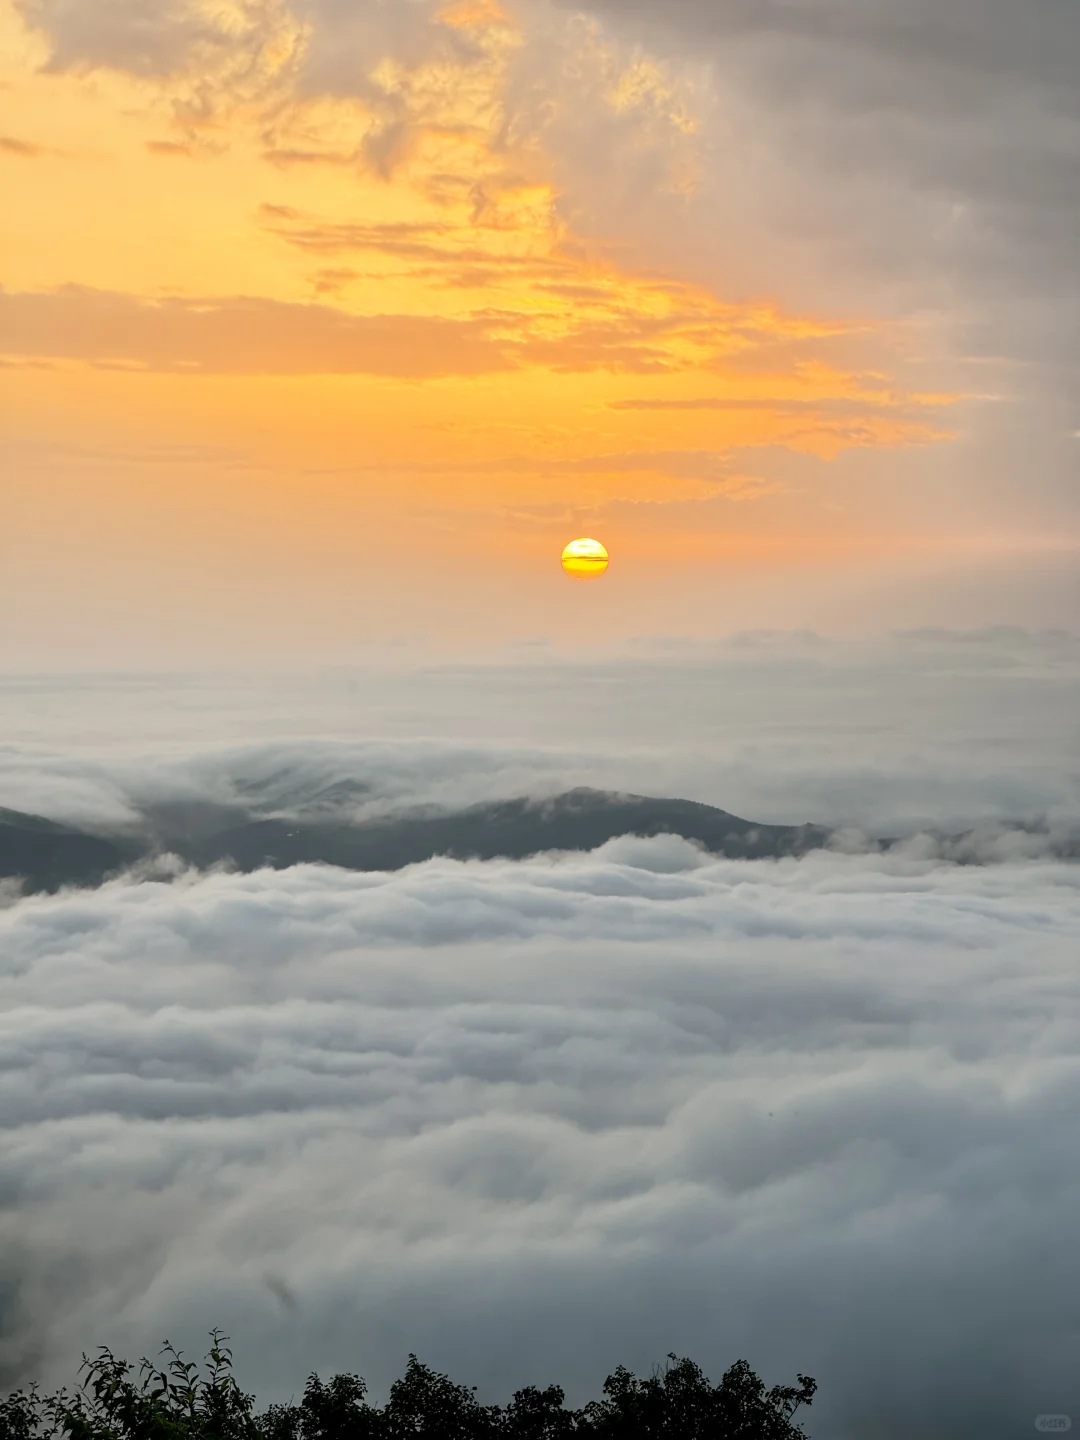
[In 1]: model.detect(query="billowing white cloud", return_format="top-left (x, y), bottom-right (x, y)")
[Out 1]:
top-left (1, 834), bottom-right (1079, 1440)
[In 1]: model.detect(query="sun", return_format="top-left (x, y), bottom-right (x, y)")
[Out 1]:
top-left (561, 538), bottom-right (609, 580)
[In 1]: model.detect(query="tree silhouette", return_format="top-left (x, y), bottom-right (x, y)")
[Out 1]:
top-left (1, 1333), bottom-right (815, 1440)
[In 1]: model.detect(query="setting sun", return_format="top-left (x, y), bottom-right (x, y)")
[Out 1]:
top-left (561, 538), bottom-right (610, 580)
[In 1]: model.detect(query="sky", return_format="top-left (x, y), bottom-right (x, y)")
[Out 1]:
top-left (2, 0), bottom-right (1078, 664)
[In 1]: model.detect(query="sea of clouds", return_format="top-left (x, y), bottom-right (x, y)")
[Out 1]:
top-left (2, 634), bottom-right (1079, 1440)
top-left (2, 841), bottom-right (1079, 1438)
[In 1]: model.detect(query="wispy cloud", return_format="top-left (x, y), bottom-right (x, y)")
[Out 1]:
top-left (1, 133), bottom-right (43, 156)
top-left (0, 286), bottom-right (512, 377)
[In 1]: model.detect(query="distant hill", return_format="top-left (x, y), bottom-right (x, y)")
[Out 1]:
top-left (3, 788), bottom-right (1074, 895)
top-left (0, 806), bottom-right (133, 893)
top-left (169, 789), bottom-right (832, 873)
top-left (0, 789), bottom-right (830, 893)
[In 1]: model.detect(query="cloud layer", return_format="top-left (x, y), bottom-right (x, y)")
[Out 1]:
top-left (1, 837), bottom-right (1079, 1440)
top-left (1, 648), bottom-right (1078, 1436)
top-left (3, 630), bottom-right (1078, 837)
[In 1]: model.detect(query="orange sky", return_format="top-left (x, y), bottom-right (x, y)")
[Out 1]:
top-left (0, 0), bottom-right (991, 662)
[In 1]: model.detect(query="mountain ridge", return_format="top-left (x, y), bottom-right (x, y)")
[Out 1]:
top-left (1, 788), bottom-right (1075, 895)
top-left (0, 788), bottom-right (829, 893)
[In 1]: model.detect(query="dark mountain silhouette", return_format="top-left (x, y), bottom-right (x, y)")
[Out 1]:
top-left (170, 791), bottom-right (833, 874)
top-left (0, 790), bottom-right (829, 894)
top-left (0, 807), bottom-right (135, 894)
top-left (2, 788), bottom-right (1074, 895)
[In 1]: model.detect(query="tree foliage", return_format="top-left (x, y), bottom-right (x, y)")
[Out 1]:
top-left (1, 1333), bottom-right (815, 1440)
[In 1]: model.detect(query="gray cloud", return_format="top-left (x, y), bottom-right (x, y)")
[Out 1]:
top-left (563, 0), bottom-right (1080, 374)
top-left (0, 838), bottom-right (1079, 1439)
top-left (16, 0), bottom-right (230, 77)
top-left (530, 0), bottom-right (1080, 545)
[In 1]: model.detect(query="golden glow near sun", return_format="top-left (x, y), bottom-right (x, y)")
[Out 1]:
top-left (561, 538), bottom-right (610, 580)
top-left (0, 0), bottom-right (961, 658)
